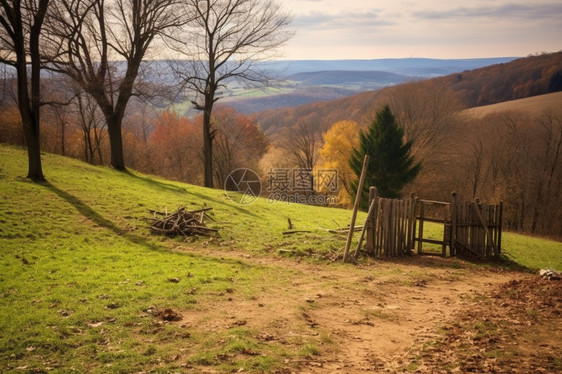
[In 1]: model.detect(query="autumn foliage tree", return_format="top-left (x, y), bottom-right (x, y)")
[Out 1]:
top-left (148, 111), bottom-right (202, 184)
top-left (316, 120), bottom-right (359, 207)
top-left (210, 106), bottom-right (269, 187)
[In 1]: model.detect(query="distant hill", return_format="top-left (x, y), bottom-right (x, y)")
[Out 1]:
top-left (219, 57), bottom-right (518, 114)
top-left (221, 70), bottom-right (412, 114)
top-left (221, 86), bottom-right (356, 114)
top-left (253, 52), bottom-right (562, 134)
top-left (264, 57), bottom-right (517, 76)
top-left (286, 70), bottom-right (411, 88)
top-left (434, 52), bottom-right (562, 107)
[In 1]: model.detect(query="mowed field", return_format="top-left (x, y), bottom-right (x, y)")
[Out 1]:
top-left (0, 144), bottom-right (561, 373)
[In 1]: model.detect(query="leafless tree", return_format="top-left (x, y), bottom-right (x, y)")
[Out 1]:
top-left (280, 121), bottom-right (320, 171)
top-left (74, 88), bottom-right (107, 164)
top-left (465, 138), bottom-right (489, 199)
top-left (389, 81), bottom-right (462, 163)
top-left (277, 121), bottom-right (321, 196)
top-left (530, 112), bottom-right (562, 234)
top-left (0, 0), bottom-right (51, 181)
top-left (173, 0), bottom-right (293, 188)
top-left (43, 0), bottom-right (185, 170)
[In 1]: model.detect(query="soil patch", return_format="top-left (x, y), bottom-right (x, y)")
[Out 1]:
top-left (170, 249), bottom-right (560, 373)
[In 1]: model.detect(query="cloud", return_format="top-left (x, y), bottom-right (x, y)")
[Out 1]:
top-left (293, 9), bottom-right (394, 30)
top-left (413, 3), bottom-right (562, 20)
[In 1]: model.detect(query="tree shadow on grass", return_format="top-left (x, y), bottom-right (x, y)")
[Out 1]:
top-left (124, 170), bottom-right (189, 194)
top-left (44, 181), bottom-right (166, 253)
top-left (124, 170), bottom-right (258, 218)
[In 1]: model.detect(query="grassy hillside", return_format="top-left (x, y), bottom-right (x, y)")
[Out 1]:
top-left (1, 145), bottom-right (561, 372)
top-left (462, 91), bottom-right (562, 118)
top-left (0, 145), bottom-right (363, 373)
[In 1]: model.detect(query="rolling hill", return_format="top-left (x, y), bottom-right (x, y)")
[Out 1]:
top-left (252, 51), bottom-right (562, 134)
top-left (217, 57), bottom-right (518, 114)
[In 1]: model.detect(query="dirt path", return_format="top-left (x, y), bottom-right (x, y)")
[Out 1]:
top-left (174, 248), bottom-right (560, 373)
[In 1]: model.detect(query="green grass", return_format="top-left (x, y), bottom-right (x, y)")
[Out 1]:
top-left (501, 232), bottom-right (562, 270)
top-left (1, 144), bottom-right (561, 372)
top-left (0, 144), bottom-right (358, 372)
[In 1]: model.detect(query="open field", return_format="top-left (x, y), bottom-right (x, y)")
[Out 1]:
top-left (1, 145), bottom-right (561, 373)
top-left (462, 91), bottom-right (562, 118)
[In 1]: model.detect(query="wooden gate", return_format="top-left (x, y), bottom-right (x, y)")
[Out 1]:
top-left (449, 193), bottom-right (503, 259)
top-left (364, 188), bottom-right (416, 257)
top-left (364, 189), bottom-right (503, 259)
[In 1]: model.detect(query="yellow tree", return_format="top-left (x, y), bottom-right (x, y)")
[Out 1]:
top-left (316, 120), bottom-right (359, 207)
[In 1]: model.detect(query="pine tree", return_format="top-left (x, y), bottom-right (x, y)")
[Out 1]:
top-left (350, 105), bottom-right (421, 208)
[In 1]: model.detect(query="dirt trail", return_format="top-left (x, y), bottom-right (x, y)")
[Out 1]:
top-left (175, 248), bottom-right (559, 373)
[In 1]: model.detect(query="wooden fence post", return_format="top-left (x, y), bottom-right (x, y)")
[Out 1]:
top-left (354, 187), bottom-right (378, 258)
top-left (411, 196), bottom-right (418, 253)
top-left (344, 155), bottom-right (369, 262)
top-left (450, 192), bottom-right (457, 257)
top-left (365, 187), bottom-right (378, 255)
top-left (497, 201), bottom-right (503, 256)
top-left (417, 201), bottom-right (424, 255)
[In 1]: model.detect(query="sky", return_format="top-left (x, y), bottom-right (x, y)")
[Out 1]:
top-left (279, 0), bottom-right (562, 60)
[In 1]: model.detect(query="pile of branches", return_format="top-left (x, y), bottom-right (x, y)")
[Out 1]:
top-left (147, 207), bottom-right (217, 237)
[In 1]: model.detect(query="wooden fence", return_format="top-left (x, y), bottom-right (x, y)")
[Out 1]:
top-left (363, 189), bottom-right (503, 260)
top-left (364, 188), bottom-right (416, 257)
top-left (449, 193), bottom-right (503, 259)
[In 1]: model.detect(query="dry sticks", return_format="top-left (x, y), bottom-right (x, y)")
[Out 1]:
top-left (147, 207), bottom-right (217, 237)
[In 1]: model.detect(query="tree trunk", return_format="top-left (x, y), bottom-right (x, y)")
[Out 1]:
top-left (17, 50), bottom-right (44, 182)
top-left (107, 116), bottom-right (126, 170)
top-left (202, 105), bottom-right (214, 188)
top-left (24, 123), bottom-right (44, 181)
top-left (60, 120), bottom-right (66, 156)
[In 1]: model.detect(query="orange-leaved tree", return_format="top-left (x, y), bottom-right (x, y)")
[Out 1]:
top-left (148, 111), bottom-right (202, 184)
top-left (209, 106), bottom-right (269, 188)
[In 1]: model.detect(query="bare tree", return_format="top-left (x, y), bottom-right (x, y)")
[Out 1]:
top-left (280, 121), bottom-right (320, 171)
top-left (0, 0), bottom-right (51, 181)
top-left (530, 112), bottom-right (562, 234)
top-left (44, 0), bottom-right (185, 170)
top-left (74, 87), bottom-right (107, 164)
top-left (278, 121), bottom-right (321, 196)
top-left (174, 0), bottom-right (292, 188)
top-left (389, 80), bottom-right (462, 163)
top-left (465, 138), bottom-right (489, 199)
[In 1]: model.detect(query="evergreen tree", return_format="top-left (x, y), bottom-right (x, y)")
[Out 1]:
top-left (350, 105), bottom-right (421, 208)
